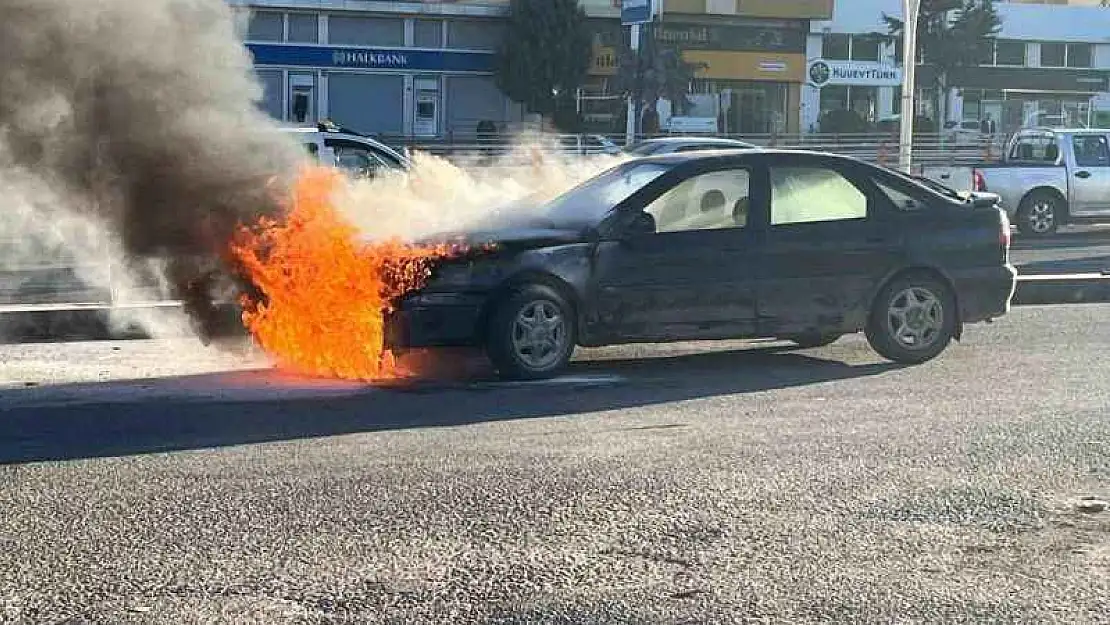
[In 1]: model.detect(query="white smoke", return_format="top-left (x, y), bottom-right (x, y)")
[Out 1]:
top-left (335, 131), bottom-right (631, 243)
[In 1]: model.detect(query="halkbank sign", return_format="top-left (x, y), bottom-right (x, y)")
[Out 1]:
top-left (807, 59), bottom-right (902, 88)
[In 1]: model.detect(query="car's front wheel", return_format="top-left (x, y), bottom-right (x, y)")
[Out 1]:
top-left (865, 274), bottom-right (957, 365)
top-left (486, 284), bottom-right (576, 380)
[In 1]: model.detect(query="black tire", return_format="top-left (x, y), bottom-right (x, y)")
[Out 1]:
top-left (865, 273), bottom-right (957, 365)
top-left (485, 284), bottom-right (576, 380)
top-left (1016, 191), bottom-right (1062, 237)
top-left (787, 332), bottom-right (841, 349)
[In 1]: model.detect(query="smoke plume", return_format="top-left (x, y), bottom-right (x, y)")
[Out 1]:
top-left (0, 0), bottom-right (301, 338)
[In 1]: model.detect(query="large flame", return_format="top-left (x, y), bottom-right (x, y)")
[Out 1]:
top-left (229, 165), bottom-right (453, 381)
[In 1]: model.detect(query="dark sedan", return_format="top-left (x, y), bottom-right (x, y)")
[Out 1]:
top-left (387, 149), bottom-right (1018, 380)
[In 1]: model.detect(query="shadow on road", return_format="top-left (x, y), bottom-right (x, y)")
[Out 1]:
top-left (0, 346), bottom-right (899, 465)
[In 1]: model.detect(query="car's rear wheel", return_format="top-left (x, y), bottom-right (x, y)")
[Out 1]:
top-left (1016, 191), bottom-right (1061, 237)
top-left (486, 284), bottom-right (575, 380)
top-left (786, 332), bottom-right (841, 349)
top-left (865, 274), bottom-right (956, 365)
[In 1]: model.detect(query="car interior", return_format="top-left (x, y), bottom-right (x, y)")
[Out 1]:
top-left (645, 170), bottom-right (751, 233)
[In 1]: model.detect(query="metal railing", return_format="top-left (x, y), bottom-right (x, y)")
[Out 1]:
top-left (380, 131), bottom-right (1008, 172)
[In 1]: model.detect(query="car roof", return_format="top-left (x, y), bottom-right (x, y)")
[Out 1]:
top-left (627, 147), bottom-right (862, 166)
top-left (638, 136), bottom-right (755, 145)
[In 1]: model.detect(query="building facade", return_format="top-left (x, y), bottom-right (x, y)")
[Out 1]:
top-left (227, 0), bottom-right (524, 139)
top-left (804, 0), bottom-right (1110, 134)
top-left (582, 0), bottom-right (834, 135)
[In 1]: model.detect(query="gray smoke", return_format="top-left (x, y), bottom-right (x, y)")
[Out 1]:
top-left (0, 0), bottom-right (301, 338)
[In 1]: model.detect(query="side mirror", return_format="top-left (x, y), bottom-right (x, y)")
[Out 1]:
top-left (622, 212), bottom-right (656, 239)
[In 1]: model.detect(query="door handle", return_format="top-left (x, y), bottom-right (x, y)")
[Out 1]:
top-left (1076, 171), bottom-right (1092, 179)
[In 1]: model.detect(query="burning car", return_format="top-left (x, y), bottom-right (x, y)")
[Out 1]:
top-left (386, 148), bottom-right (1018, 380)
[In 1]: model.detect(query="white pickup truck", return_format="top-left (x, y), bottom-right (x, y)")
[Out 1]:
top-left (964, 128), bottom-right (1110, 236)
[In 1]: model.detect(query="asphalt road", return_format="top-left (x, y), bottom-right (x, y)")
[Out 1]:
top-left (0, 303), bottom-right (1107, 625)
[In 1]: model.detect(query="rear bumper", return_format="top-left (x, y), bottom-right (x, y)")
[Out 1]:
top-left (951, 264), bottom-right (1017, 323)
top-left (384, 292), bottom-right (488, 350)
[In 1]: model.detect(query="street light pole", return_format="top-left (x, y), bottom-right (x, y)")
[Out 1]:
top-left (899, 0), bottom-right (921, 173)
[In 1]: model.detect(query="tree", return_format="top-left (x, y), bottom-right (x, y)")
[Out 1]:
top-left (493, 0), bottom-right (592, 131)
top-left (611, 29), bottom-right (705, 128)
top-left (884, 0), bottom-right (1001, 126)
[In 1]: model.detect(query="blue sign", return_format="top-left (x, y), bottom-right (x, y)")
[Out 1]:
top-left (621, 0), bottom-right (652, 25)
top-left (246, 43), bottom-right (494, 73)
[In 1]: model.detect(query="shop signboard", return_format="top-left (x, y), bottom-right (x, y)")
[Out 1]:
top-left (807, 59), bottom-right (902, 88)
top-left (622, 0), bottom-right (652, 25)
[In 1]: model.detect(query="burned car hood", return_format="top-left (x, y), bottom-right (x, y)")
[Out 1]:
top-left (423, 225), bottom-right (588, 253)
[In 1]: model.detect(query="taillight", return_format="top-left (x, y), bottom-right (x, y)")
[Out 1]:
top-left (1000, 211), bottom-right (1011, 249)
top-left (972, 169), bottom-right (987, 192)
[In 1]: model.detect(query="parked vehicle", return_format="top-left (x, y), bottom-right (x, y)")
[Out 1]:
top-left (388, 149), bottom-right (1017, 380)
top-left (624, 136), bottom-right (759, 156)
top-left (280, 121), bottom-right (411, 178)
top-left (968, 127), bottom-right (1110, 236)
top-left (943, 120), bottom-right (991, 147)
top-left (556, 134), bottom-right (623, 157)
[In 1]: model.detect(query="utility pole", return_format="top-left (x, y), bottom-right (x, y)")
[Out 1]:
top-left (622, 0), bottom-right (659, 145)
top-left (899, 0), bottom-right (921, 173)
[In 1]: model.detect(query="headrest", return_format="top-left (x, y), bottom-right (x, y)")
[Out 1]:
top-left (700, 189), bottom-right (727, 212)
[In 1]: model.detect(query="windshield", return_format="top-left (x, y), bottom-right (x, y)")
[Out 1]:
top-left (624, 141), bottom-right (664, 156)
top-left (540, 162), bottom-right (672, 226)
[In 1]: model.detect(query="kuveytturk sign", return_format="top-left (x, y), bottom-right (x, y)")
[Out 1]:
top-left (808, 59), bottom-right (902, 88)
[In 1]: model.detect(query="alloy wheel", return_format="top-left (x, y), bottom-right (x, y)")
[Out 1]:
top-left (509, 300), bottom-right (569, 370)
top-left (885, 287), bottom-right (944, 351)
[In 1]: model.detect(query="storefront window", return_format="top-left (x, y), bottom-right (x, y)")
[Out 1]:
top-left (819, 86), bottom-right (849, 116)
top-left (287, 13), bottom-right (319, 43)
top-left (414, 19), bottom-right (443, 48)
top-left (1067, 43), bottom-right (1092, 68)
top-left (247, 11), bottom-right (283, 41)
top-left (1041, 43), bottom-right (1066, 68)
top-left (329, 16), bottom-right (404, 47)
top-left (850, 87), bottom-right (878, 122)
top-left (851, 36), bottom-right (881, 62)
top-left (447, 19), bottom-right (504, 50)
top-left (995, 40), bottom-right (1026, 66)
top-left (824, 34), bottom-right (850, 61)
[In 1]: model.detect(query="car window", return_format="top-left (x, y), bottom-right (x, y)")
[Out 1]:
top-left (542, 162), bottom-right (673, 226)
top-left (874, 178), bottom-right (924, 211)
top-left (624, 142), bottom-right (662, 156)
top-left (644, 168), bottom-right (751, 233)
top-left (674, 144), bottom-right (719, 153)
top-left (771, 166), bottom-right (867, 225)
top-left (1072, 135), bottom-right (1110, 167)
top-left (1009, 134), bottom-right (1059, 163)
top-left (304, 142), bottom-right (319, 158)
top-left (327, 141), bottom-right (391, 178)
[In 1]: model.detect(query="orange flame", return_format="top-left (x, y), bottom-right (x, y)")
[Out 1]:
top-left (229, 165), bottom-right (454, 381)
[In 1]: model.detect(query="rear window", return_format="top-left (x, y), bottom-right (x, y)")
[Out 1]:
top-left (1009, 134), bottom-right (1059, 163)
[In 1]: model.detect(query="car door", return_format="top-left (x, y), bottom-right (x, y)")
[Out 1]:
top-left (590, 163), bottom-right (764, 342)
top-left (756, 156), bottom-right (903, 337)
top-left (1066, 133), bottom-right (1110, 216)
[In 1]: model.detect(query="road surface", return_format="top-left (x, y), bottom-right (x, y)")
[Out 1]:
top-left (0, 304), bottom-right (1107, 624)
